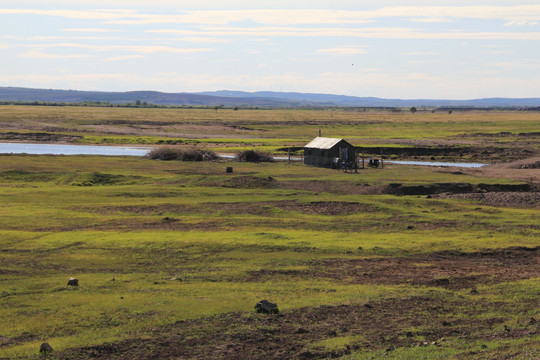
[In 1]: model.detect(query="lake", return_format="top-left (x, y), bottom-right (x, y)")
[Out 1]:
top-left (0, 143), bottom-right (150, 156)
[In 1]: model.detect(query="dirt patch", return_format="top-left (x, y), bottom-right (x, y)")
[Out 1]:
top-left (54, 292), bottom-right (539, 360)
top-left (92, 201), bottom-right (379, 217)
top-left (246, 247), bottom-right (540, 290)
top-left (435, 192), bottom-right (540, 208)
top-left (386, 182), bottom-right (532, 196)
top-left (277, 201), bottom-right (378, 215)
top-left (227, 175), bottom-right (280, 189)
top-left (0, 131), bottom-right (82, 143)
top-left (282, 180), bottom-right (377, 195)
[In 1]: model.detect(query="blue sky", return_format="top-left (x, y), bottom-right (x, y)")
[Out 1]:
top-left (1, 0), bottom-right (540, 99)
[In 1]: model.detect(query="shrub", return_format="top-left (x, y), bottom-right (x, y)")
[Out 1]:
top-left (236, 149), bottom-right (274, 162)
top-left (147, 147), bottom-right (218, 161)
top-left (147, 147), bottom-right (184, 160)
top-left (181, 148), bottom-right (218, 161)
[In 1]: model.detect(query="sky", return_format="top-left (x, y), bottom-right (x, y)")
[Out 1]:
top-left (1, 0), bottom-right (540, 99)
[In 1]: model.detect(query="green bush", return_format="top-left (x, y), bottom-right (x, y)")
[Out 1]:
top-left (147, 147), bottom-right (218, 161)
top-left (147, 147), bottom-right (184, 160)
top-left (236, 149), bottom-right (274, 162)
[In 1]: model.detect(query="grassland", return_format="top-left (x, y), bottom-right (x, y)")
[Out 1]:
top-left (1, 105), bottom-right (539, 160)
top-left (0, 106), bottom-right (539, 359)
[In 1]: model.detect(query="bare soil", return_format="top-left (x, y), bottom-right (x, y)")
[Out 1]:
top-left (247, 246), bottom-right (540, 290)
top-left (435, 192), bottom-right (540, 208)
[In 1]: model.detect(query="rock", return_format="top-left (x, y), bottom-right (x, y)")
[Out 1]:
top-left (406, 331), bottom-right (414, 338)
top-left (434, 278), bottom-right (450, 286)
top-left (39, 342), bottom-right (53, 354)
top-left (255, 300), bottom-right (279, 314)
top-left (528, 317), bottom-right (537, 325)
top-left (327, 330), bottom-right (337, 337)
top-left (226, 167), bottom-right (233, 173)
top-left (386, 345), bottom-right (395, 352)
top-left (67, 278), bottom-right (78, 286)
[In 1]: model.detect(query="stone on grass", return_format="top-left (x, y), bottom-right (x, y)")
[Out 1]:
top-left (39, 342), bottom-right (53, 354)
top-left (67, 278), bottom-right (79, 286)
top-left (255, 300), bottom-right (279, 314)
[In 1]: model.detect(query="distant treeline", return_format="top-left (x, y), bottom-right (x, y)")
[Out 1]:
top-left (0, 100), bottom-right (179, 108)
top-left (0, 100), bottom-right (539, 112)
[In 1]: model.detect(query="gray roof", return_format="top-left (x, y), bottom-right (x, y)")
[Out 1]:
top-left (304, 137), bottom-right (345, 149)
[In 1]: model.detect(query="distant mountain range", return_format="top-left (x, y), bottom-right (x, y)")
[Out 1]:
top-left (1, 86), bottom-right (540, 108)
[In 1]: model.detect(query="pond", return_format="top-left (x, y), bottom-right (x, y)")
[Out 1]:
top-left (0, 142), bottom-right (488, 167)
top-left (0, 142), bottom-right (150, 156)
top-left (385, 160), bottom-right (486, 168)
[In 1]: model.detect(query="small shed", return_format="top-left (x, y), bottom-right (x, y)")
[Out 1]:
top-left (303, 137), bottom-right (356, 168)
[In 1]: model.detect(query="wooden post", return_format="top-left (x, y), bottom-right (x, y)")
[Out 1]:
top-left (380, 148), bottom-right (384, 169)
top-left (287, 148), bottom-right (291, 165)
top-left (362, 150), bottom-right (365, 169)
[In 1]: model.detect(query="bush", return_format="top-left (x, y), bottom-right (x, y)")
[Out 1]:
top-left (147, 147), bottom-right (184, 160)
top-left (181, 148), bottom-right (219, 161)
top-left (236, 150), bottom-right (274, 162)
top-left (147, 147), bottom-right (218, 161)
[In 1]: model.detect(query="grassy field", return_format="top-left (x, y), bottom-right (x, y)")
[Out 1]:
top-left (0, 153), bottom-right (538, 359)
top-left (1, 106), bottom-right (539, 159)
top-left (0, 106), bottom-right (539, 359)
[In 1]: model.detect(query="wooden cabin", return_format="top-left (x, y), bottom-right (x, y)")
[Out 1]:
top-left (303, 137), bottom-right (356, 168)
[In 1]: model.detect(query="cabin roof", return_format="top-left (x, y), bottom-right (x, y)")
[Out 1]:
top-left (304, 137), bottom-right (346, 150)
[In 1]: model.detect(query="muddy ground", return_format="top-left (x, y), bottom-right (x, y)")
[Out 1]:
top-left (51, 247), bottom-right (539, 360)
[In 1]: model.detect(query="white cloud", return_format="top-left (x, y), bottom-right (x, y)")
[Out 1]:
top-left (150, 26), bottom-right (540, 40)
top-left (22, 42), bottom-right (216, 54)
top-left (504, 20), bottom-right (539, 26)
top-left (409, 17), bottom-right (452, 23)
top-left (103, 55), bottom-right (144, 62)
top-left (178, 37), bottom-right (230, 43)
top-left (19, 50), bottom-right (88, 59)
top-left (317, 47), bottom-right (367, 55)
top-left (63, 28), bottom-right (118, 33)
top-left (4, 6), bottom-right (540, 26)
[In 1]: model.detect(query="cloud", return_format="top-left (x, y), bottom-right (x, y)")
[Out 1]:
top-left (4, 6), bottom-right (540, 26)
top-left (103, 55), bottom-right (144, 62)
top-left (317, 47), bottom-right (367, 55)
top-left (63, 28), bottom-right (118, 33)
top-left (178, 37), bottom-right (230, 43)
top-left (22, 42), bottom-right (216, 54)
top-left (504, 20), bottom-right (539, 26)
top-left (409, 17), bottom-right (452, 23)
top-left (19, 50), bottom-right (88, 59)
top-left (150, 26), bottom-right (540, 40)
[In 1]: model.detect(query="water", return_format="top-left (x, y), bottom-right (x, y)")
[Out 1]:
top-left (385, 160), bottom-right (486, 168)
top-left (0, 142), bottom-right (488, 167)
top-left (0, 143), bottom-right (150, 156)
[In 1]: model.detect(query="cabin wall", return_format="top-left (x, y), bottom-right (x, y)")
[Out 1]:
top-left (304, 141), bottom-right (356, 168)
